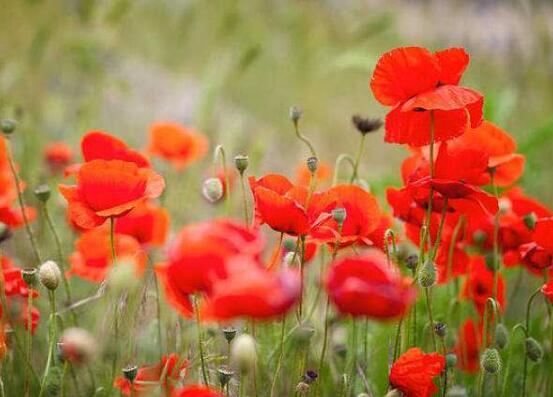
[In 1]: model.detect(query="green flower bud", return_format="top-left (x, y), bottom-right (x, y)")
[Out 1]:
top-left (495, 323), bottom-right (509, 349)
top-left (332, 207), bottom-right (347, 225)
top-left (481, 348), bottom-right (502, 374)
top-left (38, 260), bottom-right (61, 291)
top-left (525, 337), bottom-right (543, 362)
top-left (231, 334), bottom-right (256, 373)
top-left (202, 178), bottom-right (224, 203)
top-left (446, 386), bottom-right (468, 397)
top-left (289, 106), bottom-right (302, 124)
top-left (472, 230), bottom-right (488, 245)
top-left (418, 259), bottom-right (436, 288)
top-left (291, 323), bottom-right (315, 346)
top-left (0, 119), bottom-right (17, 134)
top-left (446, 353), bottom-right (457, 369)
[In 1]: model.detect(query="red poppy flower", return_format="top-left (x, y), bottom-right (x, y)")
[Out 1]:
top-left (249, 174), bottom-right (334, 236)
top-left (114, 201), bottom-right (169, 247)
top-left (114, 354), bottom-right (188, 396)
top-left (82, 131), bottom-right (150, 168)
top-left (171, 386), bottom-right (224, 397)
top-left (155, 219), bottom-right (264, 317)
top-left (363, 213), bottom-right (394, 251)
top-left (201, 256), bottom-right (301, 321)
top-left (147, 122), bottom-right (208, 170)
top-left (389, 347), bottom-right (445, 397)
top-left (44, 141), bottom-right (74, 174)
top-left (520, 217), bottom-right (553, 271)
top-left (542, 281), bottom-right (553, 303)
top-left (310, 184), bottom-right (381, 248)
top-left (325, 250), bottom-right (416, 319)
top-left (0, 299), bottom-right (40, 334)
top-left (68, 228), bottom-right (147, 283)
top-left (59, 159), bottom-right (165, 229)
top-left (434, 227), bottom-right (470, 284)
top-left (461, 255), bottom-right (505, 314)
top-left (295, 160), bottom-right (332, 188)
top-left (371, 47), bottom-right (483, 146)
top-left (456, 317), bottom-right (482, 373)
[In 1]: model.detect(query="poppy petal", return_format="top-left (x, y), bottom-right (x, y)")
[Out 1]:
top-left (435, 47), bottom-right (469, 85)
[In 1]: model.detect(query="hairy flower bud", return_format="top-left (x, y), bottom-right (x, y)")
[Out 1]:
top-left (202, 178), bottom-right (224, 203)
top-left (446, 353), bottom-right (458, 369)
top-left (231, 334), bottom-right (256, 373)
top-left (34, 184), bottom-right (51, 203)
top-left (234, 155), bottom-right (249, 175)
top-left (418, 259), bottom-right (436, 288)
top-left (0, 119), bottom-right (17, 134)
top-left (481, 348), bottom-right (502, 374)
top-left (291, 323), bottom-right (315, 346)
top-left (38, 260), bottom-right (61, 290)
top-left (495, 323), bottom-right (509, 349)
top-left (525, 337), bottom-right (543, 362)
top-left (283, 251), bottom-right (300, 268)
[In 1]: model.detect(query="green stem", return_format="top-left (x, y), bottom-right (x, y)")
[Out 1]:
top-left (193, 296), bottom-right (210, 385)
top-left (345, 317), bottom-right (358, 396)
top-left (214, 145), bottom-right (231, 215)
top-left (332, 154), bottom-right (355, 186)
top-left (154, 273), bottom-right (164, 359)
top-left (270, 316), bottom-right (286, 397)
top-left (522, 288), bottom-right (541, 397)
top-left (109, 217), bottom-right (117, 263)
top-left (293, 119), bottom-right (317, 158)
top-left (350, 134), bottom-right (366, 183)
top-left (239, 172), bottom-right (250, 226)
top-left (38, 291), bottom-right (57, 397)
top-left (425, 287), bottom-right (437, 352)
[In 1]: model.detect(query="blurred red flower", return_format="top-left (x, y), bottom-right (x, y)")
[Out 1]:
top-left (147, 122), bottom-right (208, 170)
top-left (59, 159), bottom-right (165, 229)
top-left (520, 217), bottom-right (553, 271)
top-left (389, 347), bottom-right (445, 397)
top-left (371, 46), bottom-right (483, 146)
top-left (68, 228), bottom-right (146, 283)
top-left (456, 317), bottom-right (482, 373)
top-left (44, 141), bottom-right (74, 174)
top-left (114, 201), bottom-right (170, 247)
top-left (171, 385), bottom-right (224, 397)
top-left (325, 250), bottom-right (415, 319)
top-left (461, 255), bottom-right (505, 314)
top-left (542, 280), bottom-right (553, 303)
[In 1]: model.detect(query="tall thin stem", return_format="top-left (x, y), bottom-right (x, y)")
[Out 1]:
top-left (270, 316), bottom-right (286, 397)
top-left (425, 287), bottom-right (437, 352)
top-left (193, 295), bottom-right (210, 385)
top-left (214, 145), bottom-right (231, 215)
top-left (349, 134), bottom-right (366, 183)
top-left (490, 173), bottom-right (500, 301)
top-left (38, 291), bottom-right (57, 397)
top-left (292, 117), bottom-right (317, 159)
top-left (238, 173), bottom-right (250, 227)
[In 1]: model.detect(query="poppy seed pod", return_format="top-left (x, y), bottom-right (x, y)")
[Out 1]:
top-left (222, 326), bottom-right (237, 343)
top-left (523, 212), bottom-right (537, 230)
top-left (480, 348), bottom-right (502, 374)
top-left (234, 155), bottom-right (249, 175)
top-left (306, 156), bottom-right (318, 174)
top-left (21, 268), bottom-right (38, 287)
top-left (525, 337), bottom-right (543, 362)
top-left (202, 177), bottom-right (224, 203)
top-left (446, 353), bottom-right (457, 369)
top-left (351, 115), bottom-right (383, 135)
top-left (231, 334), bottom-right (256, 373)
top-left (434, 322), bottom-right (447, 338)
top-left (289, 106), bottom-right (302, 124)
top-left (34, 184), bottom-right (51, 203)
top-left (218, 366), bottom-right (233, 387)
top-left (38, 260), bottom-right (61, 290)
top-left (59, 327), bottom-right (97, 365)
top-left (123, 365), bottom-right (138, 383)
top-left (418, 259), bottom-right (436, 288)
top-left (331, 207), bottom-right (347, 225)
top-left (405, 254), bottom-right (418, 271)
top-left (495, 323), bottom-right (509, 349)
top-left (0, 119), bottom-right (17, 134)
top-left (302, 370), bottom-right (318, 384)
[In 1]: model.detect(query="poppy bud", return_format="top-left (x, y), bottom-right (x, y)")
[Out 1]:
top-left (523, 212), bottom-right (537, 230)
top-left (231, 334), bottom-right (256, 373)
top-left (0, 223), bottom-right (11, 244)
top-left (34, 184), bottom-right (51, 203)
top-left (525, 337), bottom-right (543, 362)
top-left (434, 322), bottom-right (447, 338)
top-left (418, 259), bottom-right (436, 288)
top-left (289, 106), bottom-right (302, 125)
top-left (222, 326), bottom-right (237, 343)
top-left (495, 323), bottom-right (509, 349)
top-left (306, 156), bottom-right (318, 174)
top-left (202, 178), bottom-right (224, 203)
top-left (332, 207), bottom-right (347, 225)
top-left (38, 260), bottom-right (61, 291)
top-left (218, 366), bottom-right (233, 387)
top-left (446, 386), bottom-right (468, 397)
top-left (21, 268), bottom-right (38, 287)
top-left (59, 327), bottom-right (97, 365)
top-left (351, 115), bottom-right (383, 135)
top-left (480, 348), bottom-right (502, 374)
top-left (405, 254), bottom-right (418, 271)
top-left (446, 352), bottom-right (457, 369)
top-left (472, 230), bottom-right (488, 245)
top-left (234, 155), bottom-right (249, 175)
top-left (123, 365), bottom-right (138, 383)
top-left (283, 251), bottom-right (300, 268)
top-left (0, 119), bottom-right (17, 134)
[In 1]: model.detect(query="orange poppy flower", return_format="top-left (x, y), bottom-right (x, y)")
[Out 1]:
top-left (171, 386), bottom-right (224, 397)
top-left (249, 174), bottom-right (334, 236)
top-left (201, 255), bottom-right (301, 321)
top-left (82, 130), bottom-right (150, 168)
top-left (371, 47), bottom-right (483, 146)
top-left (389, 348), bottom-right (445, 397)
top-left (114, 201), bottom-right (169, 247)
top-left (44, 141), bottom-right (74, 174)
top-left (68, 228), bottom-right (147, 283)
top-left (148, 122), bottom-right (208, 170)
top-left (325, 250), bottom-right (416, 319)
top-left (59, 159), bottom-right (165, 229)
top-left (295, 160), bottom-right (332, 188)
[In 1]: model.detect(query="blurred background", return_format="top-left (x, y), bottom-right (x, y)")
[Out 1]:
top-left (1, 0), bottom-right (553, 203)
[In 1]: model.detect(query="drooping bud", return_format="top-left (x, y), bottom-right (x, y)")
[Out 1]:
top-left (332, 207), bottom-right (347, 225)
top-left (418, 259), bottom-right (436, 288)
top-left (231, 334), bottom-right (256, 373)
top-left (218, 366), bottom-right (233, 387)
top-left (21, 268), bottom-right (38, 287)
top-left (446, 353), bottom-right (458, 369)
top-left (434, 322), bottom-right (447, 338)
top-left (525, 337), bottom-right (543, 362)
top-left (38, 260), bottom-right (61, 291)
top-left (405, 254), bottom-right (418, 271)
top-left (289, 106), bottom-right (302, 125)
top-left (202, 178), bottom-right (224, 203)
top-left (59, 327), bottom-right (97, 365)
top-left (234, 155), bottom-right (249, 175)
top-left (495, 323), bottom-right (509, 349)
top-left (0, 119), bottom-right (17, 135)
top-left (480, 348), bottom-right (502, 374)
top-left (306, 156), bottom-right (318, 174)
top-left (123, 365), bottom-right (138, 383)
top-left (222, 326), bottom-right (237, 343)
top-left (523, 212), bottom-right (537, 230)
top-left (351, 115), bottom-right (383, 135)
top-left (34, 184), bottom-right (51, 203)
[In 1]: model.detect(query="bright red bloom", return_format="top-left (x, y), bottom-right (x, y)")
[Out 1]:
top-left (114, 201), bottom-right (169, 247)
top-left (147, 122), bottom-right (208, 170)
top-left (156, 219), bottom-right (264, 317)
top-left (542, 280), bottom-right (553, 303)
top-left (82, 130), bottom-right (150, 168)
top-left (68, 228), bottom-right (147, 283)
top-left (520, 217), bottom-right (553, 271)
top-left (295, 160), bottom-right (332, 188)
top-left (389, 347), bottom-right (445, 397)
top-left (310, 184), bottom-right (381, 248)
top-left (456, 317), bottom-right (482, 373)
top-left (201, 256), bottom-right (301, 320)
top-left (371, 47), bottom-right (483, 146)
top-left (59, 159), bottom-right (165, 229)
top-left (461, 255), bottom-right (505, 314)
top-left (325, 250), bottom-right (416, 319)
top-left (249, 174), bottom-right (333, 236)
top-left (114, 354), bottom-right (188, 396)
top-left (364, 212), bottom-right (394, 251)
top-left (44, 141), bottom-right (73, 174)
top-left (171, 386), bottom-right (224, 397)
